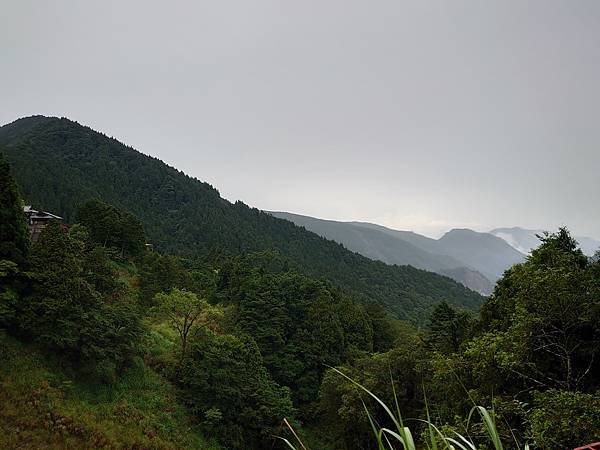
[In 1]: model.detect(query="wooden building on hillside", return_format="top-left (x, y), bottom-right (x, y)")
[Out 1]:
top-left (23, 206), bottom-right (63, 241)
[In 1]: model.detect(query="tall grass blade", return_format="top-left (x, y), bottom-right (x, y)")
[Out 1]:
top-left (450, 431), bottom-right (476, 450)
top-left (276, 437), bottom-right (300, 450)
top-left (330, 367), bottom-right (409, 445)
top-left (445, 437), bottom-right (472, 450)
top-left (381, 427), bottom-right (416, 450)
top-left (279, 417), bottom-right (308, 450)
top-left (390, 368), bottom-right (404, 428)
top-left (363, 400), bottom-right (387, 450)
top-left (416, 418), bottom-right (465, 450)
top-left (467, 406), bottom-right (503, 450)
top-left (422, 387), bottom-right (439, 450)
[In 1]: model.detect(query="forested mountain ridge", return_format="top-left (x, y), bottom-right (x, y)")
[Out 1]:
top-left (270, 211), bottom-right (494, 294)
top-left (0, 115), bottom-right (483, 320)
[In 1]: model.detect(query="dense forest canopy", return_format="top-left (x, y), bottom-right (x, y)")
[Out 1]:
top-left (0, 154), bottom-right (29, 266)
top-left (0, 115), bottom-right (483, 320)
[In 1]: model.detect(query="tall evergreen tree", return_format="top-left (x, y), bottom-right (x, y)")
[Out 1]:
top-left (77, 198), bottom-right (146, 257)
top-left (0, 152), bottom-right (29, 265)
top-left (426, 301), bottom-right (473, 353)
top-left (16, 222), bottom-right (142, 379)
top-left (179, 329), bottom-right (293, 449)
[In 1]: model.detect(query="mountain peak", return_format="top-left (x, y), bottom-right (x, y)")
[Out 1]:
top-left (443, 228), bottom-right (482, 236)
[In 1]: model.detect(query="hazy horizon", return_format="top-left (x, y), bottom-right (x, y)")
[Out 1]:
top-left (267, 209), bottom-right (599, 241)
top-left (2, 1), bottom-right (599, 238)
top-left (4, 113), bottom-right (596, 241)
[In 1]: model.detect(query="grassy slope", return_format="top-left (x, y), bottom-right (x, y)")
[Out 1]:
top-left (0, 331), bottom-right (221, 450)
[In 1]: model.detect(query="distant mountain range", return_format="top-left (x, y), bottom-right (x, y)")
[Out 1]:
top-left (269, 212), bottom-right (524, 295)
top-left (490, 227), bottom-right (600, 256)
top-left (270, 214), bottom-right (600, 296)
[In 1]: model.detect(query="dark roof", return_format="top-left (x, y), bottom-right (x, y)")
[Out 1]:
top-left (23, 205), bottom-right (63, 220)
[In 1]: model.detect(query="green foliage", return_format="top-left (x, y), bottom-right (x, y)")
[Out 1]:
top-left (139, 252), bottom-right (189, 305)
top-left (12, 222), bottom-right (143, 380)
top-left (318, 326), bottom-right (427, 449)
top-left (0, 152), bottom-right (29, 265)
top-left (138, 252), bottom-right (217, 309)
top-left (529, 389), bottom-right (600, 449)
top-left (152, 288), bottom-right (210, 362)
top-left (304, 367), bottom-right (522, 450)
top-left (82, 245), bottom-right (122, 297)
top-left (215, 255), bottom-right (375, 407)
top-left (430, 228), bottom-right (600, 447)
top-left (475, 228), bottom-right (600, 393)
top-left (0, 330), bottom-right (221, 449)
top-left (0, 116), bottom-right (483, 320)
top-left (364, 303), bottom-right (401, 353)
top-left (77, 198), bottom-right (146, 257)
top-left (310, 228), bottom-right (599, 449)
top-left (177, 329), bottom-right (294, 449)
top-left (426, 301), bottom-right (475, 353)
top-left (0, 260), bottom-right (22, 328)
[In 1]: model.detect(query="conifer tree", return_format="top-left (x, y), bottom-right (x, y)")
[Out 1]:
top-left (426, 300), bottom-right (473, 353)
top-left (77, 198), bottom-right (145, 257)
top-left (0, 152), bottom-right (29, 265)
top-left (17, 222), bottom-right (142, 379)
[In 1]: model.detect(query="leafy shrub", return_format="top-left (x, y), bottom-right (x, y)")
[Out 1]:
top-left (77, 198), bottom-right (146, 258)
top-left (14, 222), bottom-right (143, 380)
top-left (529, 389), bottom-right (600, 449)
top-left (177, 329), bottom-right (293, 449)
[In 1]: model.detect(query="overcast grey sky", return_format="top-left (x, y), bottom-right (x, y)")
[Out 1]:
top-left (2, 1), bottom-right (599, 237)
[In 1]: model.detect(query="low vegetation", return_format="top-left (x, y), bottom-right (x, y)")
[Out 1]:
top-left (282, 367), bottom-right (531, 450)
top-left (0, 331), bottom-right (220, 449)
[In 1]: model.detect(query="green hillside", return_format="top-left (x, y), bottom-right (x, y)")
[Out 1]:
top-left (0, 115), bottom-right (483, 320)
top-left (0, 330), bottom-right (221, 450)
